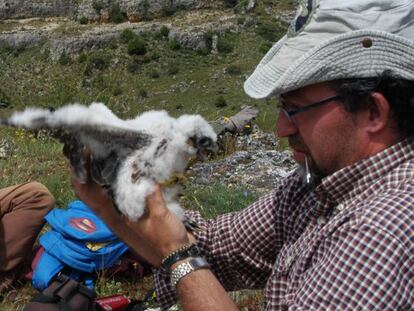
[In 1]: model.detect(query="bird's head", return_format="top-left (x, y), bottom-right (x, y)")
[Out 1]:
top-left (190, 135), bottom-right (218, 160)
top-left (176, 114), bottom-right (218, 160)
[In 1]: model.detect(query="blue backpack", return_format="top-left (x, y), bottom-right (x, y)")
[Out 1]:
top-left (32, 200), bottom-right (129, 291)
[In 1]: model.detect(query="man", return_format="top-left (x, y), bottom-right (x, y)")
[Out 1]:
top-left (0, 182), bottom-right (54, 294)
top-left (72, 0), bottom-right (414, 310)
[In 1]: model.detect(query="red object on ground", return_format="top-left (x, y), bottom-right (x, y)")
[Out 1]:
top-left (95, 294), bottom-right (131, 310)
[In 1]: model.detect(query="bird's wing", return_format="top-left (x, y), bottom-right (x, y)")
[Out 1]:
top-left (55, 123), bottom-right (153, 186)
top-left (0, 105), bottom-right (153, 186)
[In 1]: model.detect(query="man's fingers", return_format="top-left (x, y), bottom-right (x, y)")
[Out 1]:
top-left (145, 184), bottom-right (168, 217)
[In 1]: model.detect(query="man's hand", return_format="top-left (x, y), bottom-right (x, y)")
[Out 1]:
top-left (69, 151), bottom-right (193, 266)
top-left (70, 152), bottom-right (238, 311)
top-left (137, 184), bottom-right (193, 258)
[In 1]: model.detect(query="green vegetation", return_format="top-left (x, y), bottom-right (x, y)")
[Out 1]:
top-left (0, 1), bottom-right (295, 308)
top-left (224, 0), bottom-right (239, 8)
top-left (127, 37), bottom-right (147, 55)
top-left (92, 0), bottom-right (104, 13)
top-left (110, 3), bottom-right (126, 24)
top-left (169, 37), bottom-right (181, 50)
top-left (78, 16), bottom-right (88, 24)
top-left (182, 183), bottom-right (258, 219)
top-left (0, 26), bottom-right (281, 200)
top-left (215, 95), bottom-right (228, 108)
top-left (120, 28), bottom-right (137, 43)
top-left (160, 25), bottom-right (170, 37)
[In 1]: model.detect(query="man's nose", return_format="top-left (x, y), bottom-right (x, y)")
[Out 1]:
top-left (275, 110), bottom-right (297, 138)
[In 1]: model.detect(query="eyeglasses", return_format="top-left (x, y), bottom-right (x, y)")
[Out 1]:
top-left (279, 95), bottom-right (343, 124)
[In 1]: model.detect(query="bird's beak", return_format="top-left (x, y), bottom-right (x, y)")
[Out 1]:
top-left (194, 137), bottom-right (218, 160)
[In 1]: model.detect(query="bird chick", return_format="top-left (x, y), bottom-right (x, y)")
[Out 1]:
top-left (0, 103), bottom-right (218, 222)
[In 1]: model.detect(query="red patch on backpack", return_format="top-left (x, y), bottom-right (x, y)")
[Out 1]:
top-left (70, 218), bottom-right (97, 233)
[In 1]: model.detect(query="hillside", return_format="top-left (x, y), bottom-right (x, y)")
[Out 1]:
top-left (0, 1), bottom-right (296, 309)
top-left (0, 0), bottom-right (295, 124)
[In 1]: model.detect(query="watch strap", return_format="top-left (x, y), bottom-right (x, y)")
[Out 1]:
top-left (161, 243), bottom-right (200, 270)
top-left (170, 257), bottom-right (210, 288)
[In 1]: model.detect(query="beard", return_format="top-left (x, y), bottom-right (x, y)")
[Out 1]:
top-left (288, 136), bottom-right (324, 186)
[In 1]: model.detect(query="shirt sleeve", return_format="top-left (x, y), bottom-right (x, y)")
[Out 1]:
top-left (290, 222), bottom-right (414, 310)
top-left (153, 190), bottom-right (282, 309)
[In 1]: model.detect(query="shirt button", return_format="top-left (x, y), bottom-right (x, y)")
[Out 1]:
top-left (317, 216), bottom-right (326, 225)
top-left (336, 203), bottom-right (345, 212)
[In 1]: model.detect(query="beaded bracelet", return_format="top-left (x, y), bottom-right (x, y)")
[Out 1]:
top-left (161, 243), bottom-right (200, 270)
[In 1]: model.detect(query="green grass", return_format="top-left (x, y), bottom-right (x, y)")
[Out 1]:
top-left (0, 1), bottom-right (295, 309)
top-left (182, 183), bottom-right (258, 218)
top-left (0, 27), bottom-right (281, 130)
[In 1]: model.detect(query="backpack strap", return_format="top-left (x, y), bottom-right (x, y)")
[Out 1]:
top-left (25, 274), bottom-right (96, 311)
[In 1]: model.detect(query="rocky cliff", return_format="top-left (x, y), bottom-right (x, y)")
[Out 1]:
top-left (0, 0), bottom-right (265, 61)
top-left (0, 0), bottom-right (220, 21)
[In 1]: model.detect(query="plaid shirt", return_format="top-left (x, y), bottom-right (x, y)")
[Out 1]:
top-left (154, 138), bottom-right (414, 310)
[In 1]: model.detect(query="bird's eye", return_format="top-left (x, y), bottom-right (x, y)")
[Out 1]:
top-left (198, 137), bottom-right (212, 147)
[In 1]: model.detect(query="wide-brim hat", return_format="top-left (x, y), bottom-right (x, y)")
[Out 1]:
top-left (244, 0), bottom-right (414, 98)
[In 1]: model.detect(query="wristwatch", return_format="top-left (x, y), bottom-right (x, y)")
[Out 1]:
top-left (161, 243), bottom-right (200, 270)
top-left (170, 257), bottom-right (210, 288)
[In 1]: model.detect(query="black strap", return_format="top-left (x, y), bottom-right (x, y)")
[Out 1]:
top-left (29, 274), bottom-right (95, 311)
top-left (161, 244), bottom-right (200, 270)
top-left (31, 293), bottom-right (60, 304)
top-left (58, 300), bottom-right (75, 311)
top-left (30, 293), bottom-right (74, 311)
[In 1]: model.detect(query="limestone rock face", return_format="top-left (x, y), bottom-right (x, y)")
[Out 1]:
top-left (0, 0), bottom-right (221, 21)
top-left (0, 0), bottom-right (77, 20)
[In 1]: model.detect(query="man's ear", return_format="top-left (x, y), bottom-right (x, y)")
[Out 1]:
top-left (364, 92), bottom-right (391, 134)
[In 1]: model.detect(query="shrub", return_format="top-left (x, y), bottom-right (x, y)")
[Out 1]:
top-left (127, 37), bottom-right (147, 55)
top-left (1, 45), bottom-right (25, 57)
top-left (0, 88), bottom-right (11, 108)
top-left (149, 52), bottom-right (160, 61)
top-left (108, 38), bottom-right (118, 50)
top-left (127, 58), bottom-right (141, 73)
top-left (196, 47), bottom-right (209, 55)
top-left (58, 52), bottom-right (71, 65)
top-left (148, 69), bottom-right (160, 79)
top-left (112, 87), bottom-right (122, 96)
top-left (78, 53), bottom-right (87, 63)
top-left (89, 52), bottom-right (110, 70)
top-left (237, 16), bottom-right (246, 25)
top-left (215, 96), bottom-right (227, 108)
top-left (120, 28), bottom-right (136, 43)
top-left (161, 4), bottom-right (176, 17)
top-left (110, 3), bottom-right (126, 24)
top-left (92, 0), bottom-right (104, 12)
top-left (167, 63), bottom-right (179, 76)
top-left (138, 89), bottom-right (148, 98)
top-left (217, 37), bottom-right (234, 54)
top-left (259, 42), bottom-right (272, 54)
top-left (223, 0), bottom-right (238, 8)
top-left (160, 25), bottom-right (170, 38)
top-left (204, 29), bottom-right (214, 50)
top-left (255, 20), bottom-right (287, 42)
top-left (226, 64), bottom-right (242, 75)
top-left (83, 52), bottom-right (110, 76)
top-left (169, 38), bottom-right (181, 51)
top-left (79, 16), bottom-right (88, 24)
top-left (142, 0), bottom-right (150, 20)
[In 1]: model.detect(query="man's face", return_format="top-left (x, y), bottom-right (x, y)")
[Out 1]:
top-left (276, 82), bottom-right (365, 177)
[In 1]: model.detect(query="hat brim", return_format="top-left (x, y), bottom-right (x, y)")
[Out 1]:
top-left (244, 30), bottom-right (414, 98)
